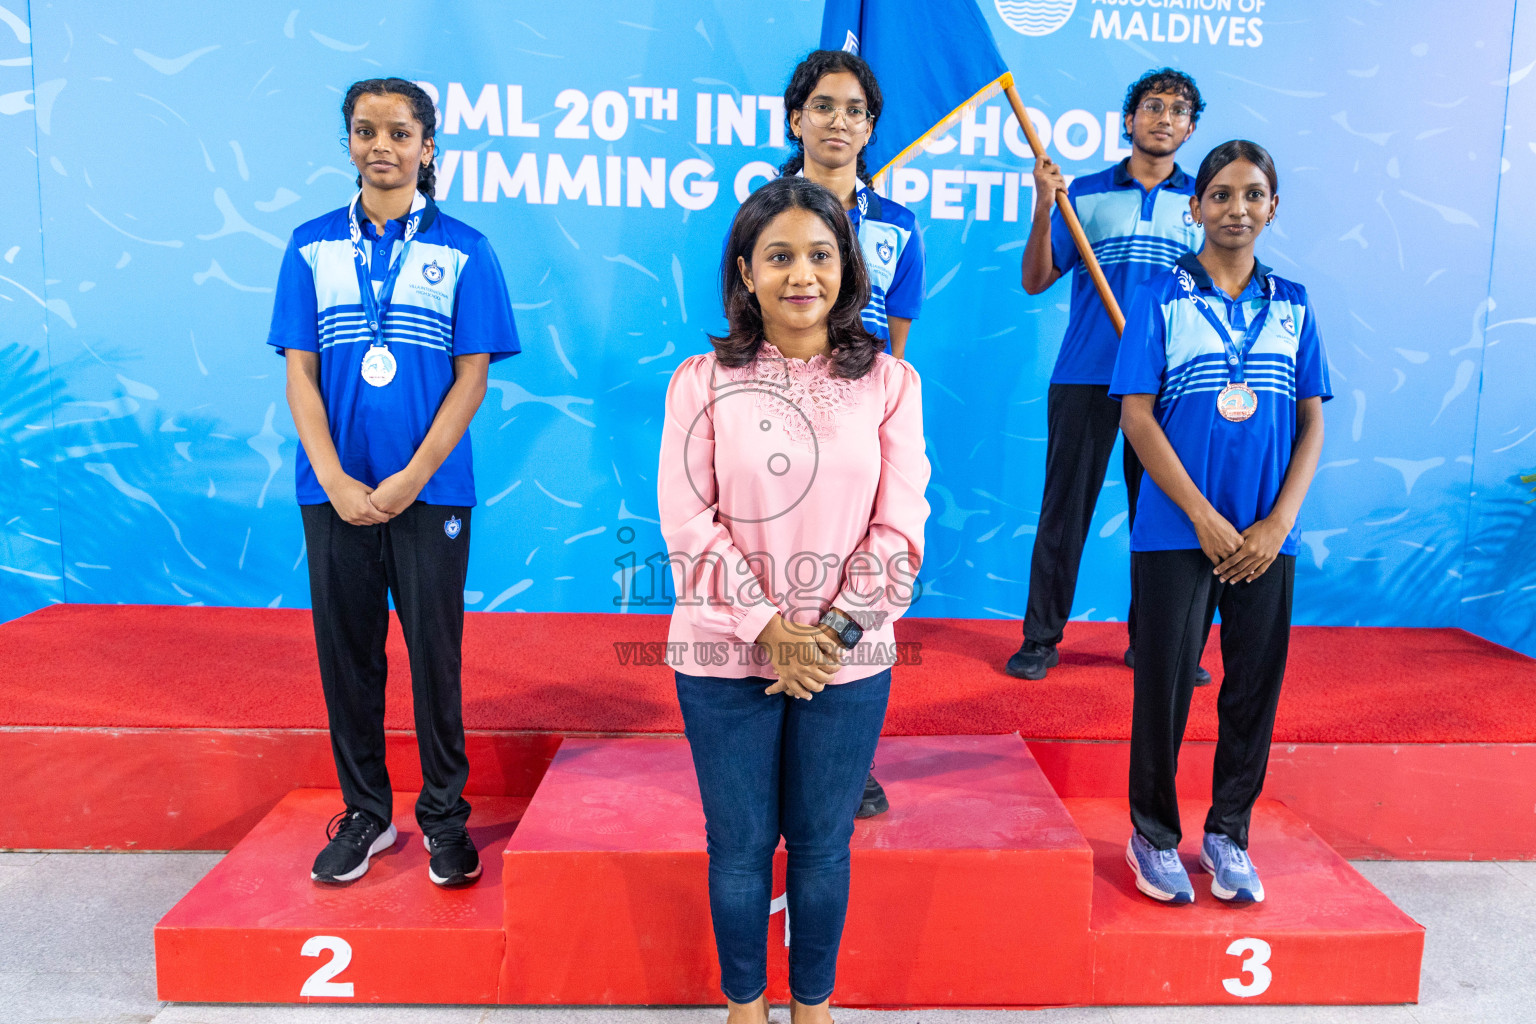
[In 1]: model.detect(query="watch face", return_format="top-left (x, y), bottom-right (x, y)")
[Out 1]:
top-left (823, 610), bottom-right (860, 648)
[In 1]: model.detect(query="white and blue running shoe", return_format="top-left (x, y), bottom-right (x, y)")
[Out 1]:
top-left (1126, 831), bottom-right (1194, 904)
top-left (1201, 832), bottom-right (1265, 903)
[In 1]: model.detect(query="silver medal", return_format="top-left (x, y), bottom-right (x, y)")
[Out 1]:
top-left (360, 345), bottom-right (397, 387)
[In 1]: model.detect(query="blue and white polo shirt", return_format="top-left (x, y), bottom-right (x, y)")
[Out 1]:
top-left (267, 194), bottom-right (520, 507)
top-left (846, 183), bottom-right (924, 344)
top-left (1110, 252), bottom-right (1332, 555)
top-left (1051, 159), bottom-right (1201, 385)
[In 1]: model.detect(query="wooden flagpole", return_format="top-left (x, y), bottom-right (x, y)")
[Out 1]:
top-left (1003, 83), bottom-right (1126, 335)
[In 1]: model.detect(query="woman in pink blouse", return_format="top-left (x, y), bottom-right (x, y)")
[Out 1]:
top-left (658, 176), bottom-right (930, 1024)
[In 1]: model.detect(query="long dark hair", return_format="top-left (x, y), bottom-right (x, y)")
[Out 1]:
top-left (1194, 140), bottom-right (1278, 200)
top-left (712, 176), bottom-right (880, 380)
top-left (342, 78), bottom-right (437, 197)
top-left (778, 50), bottom-right (884, 181)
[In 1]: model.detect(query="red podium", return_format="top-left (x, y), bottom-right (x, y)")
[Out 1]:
top-left (501, 735), bottom-right (1094, 1006)
top-left (155, 791), bottom-right (526, 1004)
top-left (154, 734), bottom-right (1424, 1006)
top-left (1069, 798), bottom-right (1424, 1005)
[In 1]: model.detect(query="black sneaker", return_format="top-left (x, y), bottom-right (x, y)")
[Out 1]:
top-left (1006, 640), bottom-right (1059, 680)
top-left (312, 810), bottom-right (396, 884)
top-left (855, 773), bottom-right (889, 819)
top-left (424, 826), bottom-right (482, 887)
top-left (1126, 646), bottom-right (1213, 687)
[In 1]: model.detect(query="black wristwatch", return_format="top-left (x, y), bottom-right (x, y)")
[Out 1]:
top-left (819, 607), bottom-right (863, 650)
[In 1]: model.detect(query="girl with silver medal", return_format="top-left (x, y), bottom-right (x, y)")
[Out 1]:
top-left (273, 78), bottom-right (521, 892)
top-left (351, 188), bottom-right (425, 388)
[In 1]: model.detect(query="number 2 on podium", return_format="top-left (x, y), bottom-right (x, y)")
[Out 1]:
top-left (300, 935), bottom-right (354, 998)
top-left (1222, 937), bottom-right (1273, 997)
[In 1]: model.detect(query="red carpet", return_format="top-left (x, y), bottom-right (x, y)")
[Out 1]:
top-left (3, 604), bottom-right (1534, 742)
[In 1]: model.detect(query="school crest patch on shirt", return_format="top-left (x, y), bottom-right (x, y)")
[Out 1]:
top-left (1281, 315), bottom-right (1296, 335)
top-left (422, 259), bottom-right (445, 284)
top-left (444, 515), bottom-right (461, 539)
top-left (876, 240), bottom-right (894, 264)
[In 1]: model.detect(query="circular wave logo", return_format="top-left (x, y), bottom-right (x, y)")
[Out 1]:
top-left (995, 0), bottom-right (1078, 36)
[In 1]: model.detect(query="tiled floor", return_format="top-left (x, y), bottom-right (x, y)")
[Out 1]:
top-left (1, 853), bottom-right (1532, 1023)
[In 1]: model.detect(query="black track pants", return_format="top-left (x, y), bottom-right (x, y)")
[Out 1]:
top-left (1127, 548), bottom-right (1295, 850)
top-left (301, 500), bottom-right (473, 833)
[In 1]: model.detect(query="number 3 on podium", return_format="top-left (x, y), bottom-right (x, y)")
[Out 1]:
top-left (1222, 937), bottom-right (1273, 997)
top-left (300, 935), bottom-right (354, 998)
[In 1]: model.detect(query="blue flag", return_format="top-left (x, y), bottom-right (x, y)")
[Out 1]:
top-left (820, 0), bottom-right (1014, 182)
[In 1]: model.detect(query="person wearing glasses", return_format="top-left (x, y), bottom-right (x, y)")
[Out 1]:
top-left (1006, 69), bottom-right (1210, 686)
top-left (776, 49), bottom-right (927, 819)
top-left (780, 50), bottom-right (925, 365)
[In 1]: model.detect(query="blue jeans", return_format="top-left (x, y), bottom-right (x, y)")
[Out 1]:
top-left (675, 669), bottom-right (891, 1005)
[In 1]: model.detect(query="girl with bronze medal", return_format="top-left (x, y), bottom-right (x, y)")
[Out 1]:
top-left (1110, 141), bottom-right (1331, 906)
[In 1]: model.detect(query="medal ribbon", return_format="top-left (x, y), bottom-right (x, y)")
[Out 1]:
top-left (349, 190), bottom-right (426, 351)
top-left (1179, 267), bottom-right (1273, 384)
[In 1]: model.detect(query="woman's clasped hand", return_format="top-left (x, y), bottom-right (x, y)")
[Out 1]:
top-left (756, 613), bottom-right (847, 699)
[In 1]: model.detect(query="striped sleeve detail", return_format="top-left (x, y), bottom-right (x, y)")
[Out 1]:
top-left (1091, 235), bottom-right (1189, 267)
top-left (861, 288), bottom-right (889, 329)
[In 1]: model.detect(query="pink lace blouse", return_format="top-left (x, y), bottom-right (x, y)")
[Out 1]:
top-left (657, 344), bottom-right (931, 682)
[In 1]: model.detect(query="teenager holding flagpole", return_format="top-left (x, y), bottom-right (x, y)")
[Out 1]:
top-left (1005, 69), bottom-right (1211, 686)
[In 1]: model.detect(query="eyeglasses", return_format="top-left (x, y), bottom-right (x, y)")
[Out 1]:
top-left (802, 102), bottom-right (870, 129)
top-left (1138, 98), bottom-right (1194, 120)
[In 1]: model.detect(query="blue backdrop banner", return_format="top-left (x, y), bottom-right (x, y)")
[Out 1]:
top-left (1, 1), bottom-right (1532, 657)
